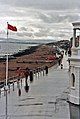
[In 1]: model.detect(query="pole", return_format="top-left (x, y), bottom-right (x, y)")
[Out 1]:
top-left (5, 54), bottom-right (8, 119)
top-left (73, 28), bottom-right (76, 47)
top-left (5, 87), bottom-right (8, 119)
top-left (5, 22), bottom-right (9, 119)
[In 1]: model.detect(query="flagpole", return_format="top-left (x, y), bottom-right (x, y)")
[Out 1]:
top-left (5, 22), bottom-right (17, 119)
top-left (6, 22), bottom-right (8, 86)
top-left (5, 22), bottom-right (9, 119)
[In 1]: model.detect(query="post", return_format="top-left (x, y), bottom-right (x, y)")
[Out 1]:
top-left (5, 22), bottom-right (9, 119)
top-left (6, 54), bottom-right (8, 87)
top-left (6, 55), bottom-right (8, 109)
top-left (73, 28), bottom-right (76, 48)
top-left (5, 86), bottom-right (8, 119)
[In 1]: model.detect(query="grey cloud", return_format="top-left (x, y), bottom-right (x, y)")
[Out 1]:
top-left (19, 27), bottom-right (27, 31)
top-left (58, 14), bottom-right (80, 23)
top-left (34, 32), bottom-right (47, 37)
top-left (23, 32), bottom-right (32, 37)
top-left (0, 0), bottom-right (79, 40)
top-left (17, 33), bottom-right (24, 37)
top-left (0, 0), bottom-right (80, 10)
top-left (34, 11), bottom-right (80, 24)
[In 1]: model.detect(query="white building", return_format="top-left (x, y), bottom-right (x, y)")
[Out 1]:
top-left (68, 22), bottom-right (80, 119)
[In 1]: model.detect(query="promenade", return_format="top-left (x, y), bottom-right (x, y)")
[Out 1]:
top-left (0, 54), bottom-right (70, 119)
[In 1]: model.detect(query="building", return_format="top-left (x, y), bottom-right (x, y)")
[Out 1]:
top-left (68, 22), bottom-right (80, 119)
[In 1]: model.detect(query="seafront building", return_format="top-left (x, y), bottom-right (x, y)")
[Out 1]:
top-left (68, 22), bottom-right (80, 119)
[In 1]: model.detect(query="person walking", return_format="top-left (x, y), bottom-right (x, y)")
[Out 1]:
top-left (30, 70), bottom-right (33, 83)
top-left (24, 67), bottom-right (30, 92)
top-left (45, 66), bottom-right (48, 75)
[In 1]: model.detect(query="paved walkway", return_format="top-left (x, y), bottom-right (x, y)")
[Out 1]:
top-left (0, 54), bottom-right (70, 119)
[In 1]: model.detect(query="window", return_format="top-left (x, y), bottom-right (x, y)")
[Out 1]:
top-left (71, 73), bottom-right (75, 87)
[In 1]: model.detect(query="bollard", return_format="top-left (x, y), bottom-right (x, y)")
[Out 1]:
top-left (69, 66), bottom-right (71, 72)
top-left (0, 89), bottom-right (1, 98)
top-left (43, 70), bottom-right (44, 76)
top-left (4, 86), bottom-right (6, 96)
top-left (35, 70), bottom-right (37, 79)
top-left (40, 68), bottom-right (42, 76)
top-left (38, 68), bottom-right (39, 78)
top-left (61, 64), bottom-right (63, 69)
top-left (17, 80), bottom-right (21, 96)
top-left (13, 81), bottom-right (14, 91)
top-left (17, 79), bottom-right (20, 89)
top-left (21, 79), bottom-right (22, 88)
top-left (8, 83), bottom-right (10, 93)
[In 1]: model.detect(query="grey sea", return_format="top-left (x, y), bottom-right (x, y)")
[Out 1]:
top-left (0, 38), bottom-right (55, 55)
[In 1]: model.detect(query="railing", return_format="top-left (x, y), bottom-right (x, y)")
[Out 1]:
top-left (0, 58), bottom-right (59, 93)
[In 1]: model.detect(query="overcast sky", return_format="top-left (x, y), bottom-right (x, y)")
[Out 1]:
top-left (0, 0), bottom-right (80, 10)
top-left (0, 0), bottom-right (80, 40)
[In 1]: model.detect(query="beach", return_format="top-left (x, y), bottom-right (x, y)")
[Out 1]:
top-left (0, 44), bottom-right (59, 82)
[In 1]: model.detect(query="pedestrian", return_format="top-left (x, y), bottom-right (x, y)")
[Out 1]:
top-left (58, 56), bottom-right (62, 66)
top-left (45, 66), bottom-right (48, 75)
top-left (68, 48), bottom-right (71, 57)
top-left (24, 67), bottom-right (30, 92)
top-left (18, 88), bottom-right (21, 96)
top-left (24, 67), bottom-right (30, 81)
top-left (58, 58), bottom-right (61, 65)
top-left (30, 70), bottom-right (33, 83)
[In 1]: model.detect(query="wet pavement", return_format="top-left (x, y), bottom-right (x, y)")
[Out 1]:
top-left (0, 55), bottom-right (70, 119)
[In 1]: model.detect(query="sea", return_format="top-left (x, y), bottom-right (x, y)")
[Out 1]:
top-left (0, 38), bottom-right (55, 55)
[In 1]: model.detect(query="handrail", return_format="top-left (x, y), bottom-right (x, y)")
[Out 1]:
top-left (0, 59), bottom-right (58, 89)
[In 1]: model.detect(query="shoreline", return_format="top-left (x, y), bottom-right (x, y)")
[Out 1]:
top-left (0, 44), bottom-right (60, 82)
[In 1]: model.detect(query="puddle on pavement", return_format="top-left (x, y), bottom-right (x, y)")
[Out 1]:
top-left (20, 97), bottom-right (35, 101)
top-left (15, 102), bottom-right (43, 107)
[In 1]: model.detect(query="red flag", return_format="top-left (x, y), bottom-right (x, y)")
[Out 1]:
top-left (8, 24), bottom-right (17, 31)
